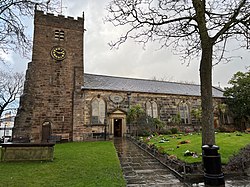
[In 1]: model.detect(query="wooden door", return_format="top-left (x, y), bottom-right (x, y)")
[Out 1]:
top-left (42, 122), bottom-right (51, 142)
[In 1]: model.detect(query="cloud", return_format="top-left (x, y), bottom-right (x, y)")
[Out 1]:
top-left (67, 0), bottom-right (249, 88)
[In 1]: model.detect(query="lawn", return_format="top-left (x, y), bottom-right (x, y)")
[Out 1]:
top-left (0, 141), bottom-right (126, 187)
top-left (143, 132), bottom-right (250, 164)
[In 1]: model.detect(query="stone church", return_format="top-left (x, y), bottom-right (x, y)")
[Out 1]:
top-left (13, 10), bottom-right (227, 143)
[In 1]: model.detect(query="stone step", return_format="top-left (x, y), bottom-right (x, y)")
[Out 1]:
top-left (114, 138), bottom-right (186, 187)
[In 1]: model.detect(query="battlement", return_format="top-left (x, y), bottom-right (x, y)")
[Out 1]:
top-left (35, 10), bottom-right (84, 31)
top-left (36, 10), bottom-right (84, 21)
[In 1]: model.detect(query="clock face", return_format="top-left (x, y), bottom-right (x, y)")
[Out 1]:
top-left (51, 46), bottom-right (66, 61)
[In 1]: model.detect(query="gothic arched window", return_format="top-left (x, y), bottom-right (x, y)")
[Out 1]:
top-left (91, 98), bottom-right (105, 124)
top-left (146, 101), bottom-right (152, 117)
top-left (179, 102), bottom-right (190, 124)
top-left (146, 101), bottom-right (158, 118)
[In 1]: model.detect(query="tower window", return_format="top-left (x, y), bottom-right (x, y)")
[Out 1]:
top-left (55, 30), bottom-right (65, 41)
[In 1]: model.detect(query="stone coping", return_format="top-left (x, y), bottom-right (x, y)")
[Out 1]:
top-left (0, 143), bottom-right (55, 162)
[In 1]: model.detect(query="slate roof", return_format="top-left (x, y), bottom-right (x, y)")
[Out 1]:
top-left (82, 73), bottom-right (224, 98)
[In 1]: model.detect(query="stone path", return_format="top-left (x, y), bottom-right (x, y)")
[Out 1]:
top-left (114, 137), bottom-right (250, 187)
top-left (113, 138), bottom-right (186, 187)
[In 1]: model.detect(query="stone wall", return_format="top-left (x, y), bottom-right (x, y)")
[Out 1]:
top-left (72, 89), bottom-right (224, 141)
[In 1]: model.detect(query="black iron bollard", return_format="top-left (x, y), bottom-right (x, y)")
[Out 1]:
top-left (202, 145), bottom-right (225, 186)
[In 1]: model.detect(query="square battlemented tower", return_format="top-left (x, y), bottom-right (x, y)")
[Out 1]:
top-left (13, 10), bottom-right (85, 142)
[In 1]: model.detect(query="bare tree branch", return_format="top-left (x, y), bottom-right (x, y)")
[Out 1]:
top-left (0, 70), bottom-right (24, 118)
top-left (106, 0), bottom-right (250, 145)
top-left (0, 0), bottom-right (60, 62)
top-left (106, 0), bottom-right (250, 65)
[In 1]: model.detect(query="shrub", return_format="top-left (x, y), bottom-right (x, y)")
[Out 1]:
top-left (158, 129), bottom-right (172, 135)
top-left (170, 128), bottom-right (178, 134)
top-left (226, 144), bottom-right (250, 172)
top-left (138, 130), bottom-right (151, 136)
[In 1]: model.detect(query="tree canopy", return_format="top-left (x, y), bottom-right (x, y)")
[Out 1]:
top-left (127, 104), bottom-right (145, 125)
top-left (224, 70), bottom-right (250, 123)
top-left (106, 0), bottom-right (250, 145)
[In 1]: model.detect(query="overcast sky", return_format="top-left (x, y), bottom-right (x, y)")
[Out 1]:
top-left (3, 0), bottom-right (250, 88)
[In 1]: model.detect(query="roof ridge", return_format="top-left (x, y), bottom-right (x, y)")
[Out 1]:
top-left (83, 73), bottom-right (224, 98)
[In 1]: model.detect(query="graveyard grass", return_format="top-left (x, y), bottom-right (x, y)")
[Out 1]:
top-left (144, 132), bottom-right (250, 164)
top-left (0, 141), bottom-right (126, 187)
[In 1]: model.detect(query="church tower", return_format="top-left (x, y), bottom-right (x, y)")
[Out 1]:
top-left (13, 10), bottom-right (84, 142)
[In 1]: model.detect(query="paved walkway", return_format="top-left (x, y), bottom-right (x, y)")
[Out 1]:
top-left (114, 138), bottom-right (250, 187)
top-left (113, 138), bottom-right (186, 187)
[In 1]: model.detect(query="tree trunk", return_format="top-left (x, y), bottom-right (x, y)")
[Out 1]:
top-left (0, 102), bottom-right (9, 118)
top-left (0, 108), bottom-right (3, 118)
top-left (200, 44), bottom-right (215, 145)
top-left (192, 0), bottom-right (215, 145)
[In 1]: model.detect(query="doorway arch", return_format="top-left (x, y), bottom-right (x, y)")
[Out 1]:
top-left (108, 109), bottom-right (127, 138)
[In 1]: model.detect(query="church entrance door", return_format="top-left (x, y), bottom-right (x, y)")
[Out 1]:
top-left (114, 119), bottom-right (122, 137)
top-left (108, 109), bottom-right (127, 138)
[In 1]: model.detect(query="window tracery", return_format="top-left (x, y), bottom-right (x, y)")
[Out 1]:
top-left (91, 98), bottom-right (105, 124)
